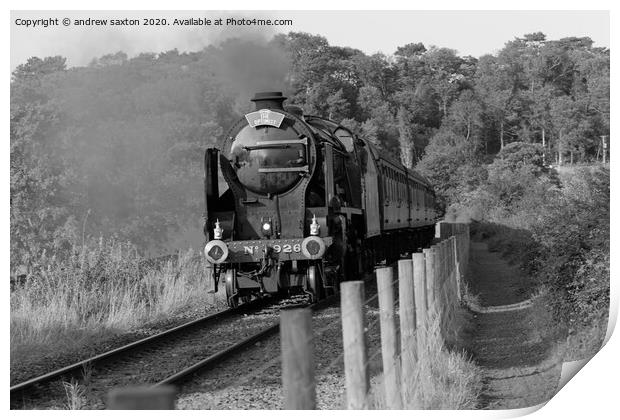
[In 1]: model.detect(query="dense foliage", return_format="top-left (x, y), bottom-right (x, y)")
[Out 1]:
top-left (461, 156), bottom-right (609, 357)
top-left (11, 32), bottom-right (609, 273)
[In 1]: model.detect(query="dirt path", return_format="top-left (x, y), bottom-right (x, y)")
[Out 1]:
top-left (462, 242), bottom-right (566, 409)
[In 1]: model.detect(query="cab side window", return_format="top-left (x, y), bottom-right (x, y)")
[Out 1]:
top-left (333, 152), bottom-right (351, 205)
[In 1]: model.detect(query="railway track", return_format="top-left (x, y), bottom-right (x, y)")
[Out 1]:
top-left (11, 294), bottom-right (336, 409)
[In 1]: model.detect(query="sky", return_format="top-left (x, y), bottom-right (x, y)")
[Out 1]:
top-left (10, 10), bottom-right (610, 70)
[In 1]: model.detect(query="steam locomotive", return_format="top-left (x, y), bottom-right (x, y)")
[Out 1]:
top-left (203, 92), bottom-right (438, 307)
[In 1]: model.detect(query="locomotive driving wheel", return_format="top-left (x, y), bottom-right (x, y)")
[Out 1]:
top-left (225, 268), bottom-right (239, 308)
top-left (306, 264), bottom-right (323, 303)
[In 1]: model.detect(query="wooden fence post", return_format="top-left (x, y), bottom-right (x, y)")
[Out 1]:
top-left (452, 237), bottom-right (461, 302)
top-left (441, 241), bottom-right (448, 283)
top-left (445, 240), bottom-right (453, 298)
top-left (107, 386), bottom-right (176, 409)
top-left (433, 243), bottom-right (441, 286)
top-left (412, 253), bottom-right (428, 371)
top-left (464, 225), bottom-right (470, 272)
top-left (341, 281), bottom-right (368, 409)
top-left (397, 259), bottom-right (417, 402)
top-left (376, 267), bottom-right (402, 409)
top-left (412, 253), bottom-right (427, 330)
top-left (437, 242), bottom-right (446, 314)
top-left (281, 307), bottom-right (315, 409)
top-left (423, 247), bottom-right (436, 310)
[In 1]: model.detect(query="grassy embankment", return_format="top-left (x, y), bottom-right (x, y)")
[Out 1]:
top-left (368, 307), bottom-right (483, 409)
top-left (10, 239), bottom-right (224, 370)
top-left (463, 165), bottom-right (609, 360)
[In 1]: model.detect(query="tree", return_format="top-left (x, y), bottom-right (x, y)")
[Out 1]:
top-left (550, 96), bottom-right (585, 164)
top-left (326, 89), bottom-right (350, 121)
top-left (483, 142), bottom-right (550, 209)
top-left (354, 53), bottom-right (398, 102)
top-left (12, 56), bottom-right (66, 82)
top-left (424, 47), bottom-right (465, 116)
top-left (475, 55), bottom-right (514, 151)
top-left (11, 61), bottom-right (73, 267)
top-left (416, 129), bottom-right (481, 206)
top-left (395, 42), bottom-right (427, 59)
top-left (398, 106), bottom-right (415, 168)
top-left (443, 90), bottom-right (483, 142)
top-left (526, 85), bottom-right (554, 158)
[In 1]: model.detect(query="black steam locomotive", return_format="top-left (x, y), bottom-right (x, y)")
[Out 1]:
top-left (203, 92), bottom-right (438, 307)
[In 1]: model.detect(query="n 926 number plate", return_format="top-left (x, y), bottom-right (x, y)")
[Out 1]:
top-left (273, 243), bottom-right (301, 254)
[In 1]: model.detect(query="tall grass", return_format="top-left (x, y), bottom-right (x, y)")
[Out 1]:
top-left (368, 309), bottom-right (483, 409)
top-left (10, 239), bottom-right (224, 366)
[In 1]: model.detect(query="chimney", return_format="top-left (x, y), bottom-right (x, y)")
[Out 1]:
top-left (250, 91), bottom-right (287, 110)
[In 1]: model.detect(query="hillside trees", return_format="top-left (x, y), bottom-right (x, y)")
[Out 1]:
top-left (10, 57), bottom-right (75, 266)
top-left (10, 31), bottom-right (609, 268)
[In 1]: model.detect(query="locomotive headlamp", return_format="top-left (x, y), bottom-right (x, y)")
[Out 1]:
top-left (301, 236), bottom-right (326, 260)
top-left (204, 240), bottom-right (229, 264)
top-left (213, 219), bottom-right (223, 240)
top-left (310, 214), bottom-right (320, 236)
top-left (261, 219), bottom-right (272, 237)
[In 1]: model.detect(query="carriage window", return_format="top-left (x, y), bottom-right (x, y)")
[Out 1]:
top-left (383, 167), bottom-right (388, 199)
top-left (416, 185), bottom-right (421, 207)
top-left (394, 171), bottom-right (397, 199)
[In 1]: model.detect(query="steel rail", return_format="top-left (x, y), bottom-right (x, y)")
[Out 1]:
top-left (155, 323), bottom-right (280, 386)
top-left (154, 294), bottom-right (338, 386)
top-left (11, 294), bottom-right (336, 397)
top-left (10, 305), bottom-right (245, 394)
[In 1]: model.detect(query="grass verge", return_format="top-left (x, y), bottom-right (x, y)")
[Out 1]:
top-left (10, 239), bottom-right (225, 374)
top-left (368, 308), bottom-right (483, 409)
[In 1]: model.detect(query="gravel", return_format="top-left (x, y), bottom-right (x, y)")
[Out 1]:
top-left (177, 276), bottom-right (385, 410)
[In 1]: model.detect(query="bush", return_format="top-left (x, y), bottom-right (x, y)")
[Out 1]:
top-left (534, 167), bottom-right (609, 326)
top-left (466, 164), bottom-right (609, 358)
top-left (416, 130), bottom-right (485, 208)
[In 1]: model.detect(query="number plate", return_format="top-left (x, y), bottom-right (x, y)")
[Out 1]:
top-left (225, 238), bottom-right (331, 263)
top-left (272, 243), bottom-right (302, 254)
top-left (227, 239), bottom-right (303, 262)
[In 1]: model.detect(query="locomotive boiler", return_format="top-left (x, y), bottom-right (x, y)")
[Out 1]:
top-left (203, 91), bottom-right (438, 307)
